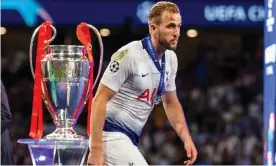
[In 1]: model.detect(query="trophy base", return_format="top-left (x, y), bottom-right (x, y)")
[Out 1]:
top-left (44, 128), bottom-right (86, 140)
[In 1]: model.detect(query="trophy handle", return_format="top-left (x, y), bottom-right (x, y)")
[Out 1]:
top-left (85, 24), bottom-right (104, 89)
top-left (29, 25), bottom-right (57, 79)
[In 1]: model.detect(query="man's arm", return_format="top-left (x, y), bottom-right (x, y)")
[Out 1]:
top-left (1, 81), bottom-right (12, 134)
top-left (89, 83), bottom-right (116, 150)
top-left (162, 90), bottom-right (198, 164)
top-left (161, 91), bottom-right (192, 142)
top-left (162, 52), bottom-right (197, 164)
top-left (87, 48), bottom-right (134, 165)
top-left (90, 48), bottom-right (133, 150)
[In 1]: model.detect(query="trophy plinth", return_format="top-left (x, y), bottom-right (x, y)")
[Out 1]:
top-left (18, 139), bottom-right (89, 165)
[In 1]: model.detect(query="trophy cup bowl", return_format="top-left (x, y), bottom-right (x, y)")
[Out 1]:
top-left (41, 45), bottom-right (91, 140)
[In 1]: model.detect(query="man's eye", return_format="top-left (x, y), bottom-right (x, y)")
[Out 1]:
top-left (168, 24), bottom-right (174, 28)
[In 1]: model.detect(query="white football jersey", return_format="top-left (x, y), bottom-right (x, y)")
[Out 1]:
top-left (100, 40), bottom-right (178, 146)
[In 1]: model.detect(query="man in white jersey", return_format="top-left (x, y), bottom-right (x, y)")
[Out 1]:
top-left (88, 1), bottom-right (197, 165)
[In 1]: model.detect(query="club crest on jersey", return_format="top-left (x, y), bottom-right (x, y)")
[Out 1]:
top-left (109, 61), bottom-right (119, 73)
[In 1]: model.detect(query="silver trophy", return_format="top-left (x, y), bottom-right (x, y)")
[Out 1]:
top-left (17, 22), bottom-right (104, 165)
top-left (29, 22), bottom-right (104, 140)
top-left (40, 45), bottom-right (91, 140)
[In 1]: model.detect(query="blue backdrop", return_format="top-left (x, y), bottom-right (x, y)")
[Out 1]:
top-left (1, 0), bottom-right (264, 27)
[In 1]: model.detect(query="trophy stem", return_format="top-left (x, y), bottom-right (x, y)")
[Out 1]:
top-left (44, 119), bottom-right (86, 140)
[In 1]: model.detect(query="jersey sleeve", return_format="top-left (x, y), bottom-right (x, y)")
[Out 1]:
top-left (165, 52), bottom-right (178, 91)
top-left (100, 48), bottom-right (134, 93)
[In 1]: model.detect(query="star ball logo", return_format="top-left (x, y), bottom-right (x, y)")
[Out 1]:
top-left (109, 61), bottom-right (120, 73)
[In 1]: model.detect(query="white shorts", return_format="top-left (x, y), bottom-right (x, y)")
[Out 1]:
top-left (102, 131), bottom-right (148, 165)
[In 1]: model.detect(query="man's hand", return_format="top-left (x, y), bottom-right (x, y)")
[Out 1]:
top-left (183, 138), bottom-right (197, 165)
top-left (87, 148), bottom-right (104, 165)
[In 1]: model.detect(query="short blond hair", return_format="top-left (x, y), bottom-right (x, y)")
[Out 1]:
top-left (148, 1), bottom-right (180, 25)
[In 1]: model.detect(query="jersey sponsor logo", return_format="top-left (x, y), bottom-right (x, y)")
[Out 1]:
top-left (137, 88), bottom-right (156, 102)
top-left (109, 61), bottom-right (120, 73)
top-left (142, 73), bottom-right (149, 77)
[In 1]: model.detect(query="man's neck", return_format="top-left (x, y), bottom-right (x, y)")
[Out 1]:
top-left (151, 35), bottom-right (166, 60)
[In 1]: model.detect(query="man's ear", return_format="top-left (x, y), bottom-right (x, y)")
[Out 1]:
top-left (149, 24), bottom-right (157, 34)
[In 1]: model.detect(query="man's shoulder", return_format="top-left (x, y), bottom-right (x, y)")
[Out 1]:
top-left (119, 40), bottom-right (142, 53)
top-left (165, 50), bottom-right (177, 59)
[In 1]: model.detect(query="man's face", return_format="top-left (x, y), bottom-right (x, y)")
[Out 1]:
top-left (153, 11), bottom-right (182, 50)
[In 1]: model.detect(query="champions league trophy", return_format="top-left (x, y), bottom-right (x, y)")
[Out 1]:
top-left (17, 21), bottom-right (103, 165)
